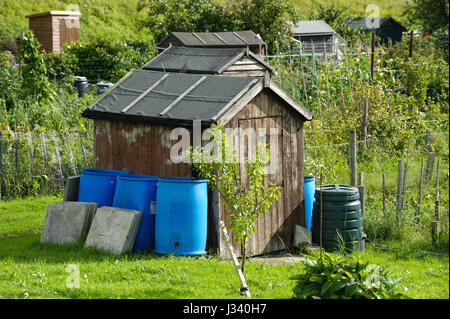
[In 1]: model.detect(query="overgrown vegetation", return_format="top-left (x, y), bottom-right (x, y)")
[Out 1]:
top-left (265, 3), bottom-right (449, 252)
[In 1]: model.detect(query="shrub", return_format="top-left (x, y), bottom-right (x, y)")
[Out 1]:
top-left (138, 0), bottom-right (298, 54)
top-left (61, 39), bottom-right (156, 83)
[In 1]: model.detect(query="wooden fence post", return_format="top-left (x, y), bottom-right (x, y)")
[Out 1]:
top-left (14, 130), bottom-right (19, 182)
top-left (361, 98), bottom-right (368, 148)
top-left (416, 158), bottom-right (424, 222)
top-left (409, 30), bottom-right (414, 58)
top-left (401, 161), bottom-right (408, 210)
top-left (432, 158), bottom-right (440, 246)
top-left (349, 130), bottom-right (357, 186)
top-left (425, 152), bottom-right (435, 185)
top-left (358, 172), bottom-right (365, 216)
top-left (41, 132), bottom-right (50, 190)
top-left (27, 132), bottom-right (34, 177)
top-left (425, 129), bottom-right (435, 184)
top-left (370, 31), bottom-right (375, 84)
top-left (396, 160), bottom-right (403, 224)
top-left (426, 129), bottom-right (432, 149)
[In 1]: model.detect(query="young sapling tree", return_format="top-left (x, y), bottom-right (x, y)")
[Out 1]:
top-left (188, 124), bottom-right (281, 274)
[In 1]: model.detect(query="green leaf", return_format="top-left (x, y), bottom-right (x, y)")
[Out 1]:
top-left (330, 278), bottom-right (348, 294)
top-left (321, 279), bottom-right (333, 296)
top-left (309, 274), bottom-right (323, 282)
top-left (344, 281), bottom-right (358, 298)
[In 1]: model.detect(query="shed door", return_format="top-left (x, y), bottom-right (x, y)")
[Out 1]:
top-left (237, 115), bottom-right (285, 255)
top-left (59, 18), bottom-right (79, 50)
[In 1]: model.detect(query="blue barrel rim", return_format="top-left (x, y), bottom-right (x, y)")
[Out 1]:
top-left (117, 174), bottom-right (158, 181)
top-left (157, 177), bottom-right (208, 184)
top-left (81, 168), bottom-right (130, 177)
top-left (304, 176), bottom-right (315, 182)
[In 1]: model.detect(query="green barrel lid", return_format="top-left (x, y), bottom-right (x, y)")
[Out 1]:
top-left (314, 184), bottom-right (360, 201)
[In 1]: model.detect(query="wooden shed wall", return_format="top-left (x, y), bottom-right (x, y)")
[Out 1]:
top-left (219, 88), bottom-right (305, 257)
top-left (222, 56), bottom-right (268, 77)
top-left (29, 15), bottom-right (54, 52)
top-left (94, 120), bottom-right (192, 177)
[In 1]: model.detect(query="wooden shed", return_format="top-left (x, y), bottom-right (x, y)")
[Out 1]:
top-left (142, 46), bottom-right (275, 77)
top-left (289, 20), bottom-right (346, 56)
top-left (157, 30), bottom-right (266, 56)
top-left (82, 68), bottom-right (312, 257)
top-left (26, 11), bottom-right (81, 53)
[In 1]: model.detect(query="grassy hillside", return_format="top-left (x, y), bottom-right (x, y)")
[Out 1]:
top-left (0, 0), bottom-right (409, 51)
top-left (291, 0), bottom-right (409, 22)
top-left (0, 0), bottom-right (152, 50)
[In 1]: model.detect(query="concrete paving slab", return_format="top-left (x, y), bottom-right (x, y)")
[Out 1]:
top-left (40, 201), bottom-right (98, 244)
top-left (64, 176), bottom-right (80, 201)
top-left (84, 206), bottom-right (142, 255)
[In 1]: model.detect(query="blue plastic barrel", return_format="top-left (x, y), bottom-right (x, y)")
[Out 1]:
top-left (112, 174), bottom-right (158, 252)
top-left (78, 168), bottom-right (130, 207)
top-left (155, 178), bottom-right (208, 255)
top-left (304, 176), bottom-right (316, 230)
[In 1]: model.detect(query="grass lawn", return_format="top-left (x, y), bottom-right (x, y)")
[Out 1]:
top-left (0, 195), bottom-right (448, 299)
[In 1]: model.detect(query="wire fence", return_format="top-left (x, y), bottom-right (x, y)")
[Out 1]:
top-left (0, 130), bottom-right (94, 199)
top-left (303, 125), bottom-right (449, 245)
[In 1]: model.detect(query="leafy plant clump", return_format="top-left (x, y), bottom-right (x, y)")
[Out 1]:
top-left (290, 252), bottom-right (409, 299)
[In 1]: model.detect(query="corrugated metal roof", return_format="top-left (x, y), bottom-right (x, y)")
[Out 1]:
top-left (290, 20), bottom-right (336, 35)
top-left (142, 46), bottom-right (274, 75)
top-left (83, 70), bottom-right (261, 125)
top-left (142, 47), bottom-right (245, 74)
top-left (159, 30), bottom-right (266, 48)
top-left (82, 70), bottom-right (312, 126)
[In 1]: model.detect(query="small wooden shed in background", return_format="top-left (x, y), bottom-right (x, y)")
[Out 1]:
top-left (289, 20), bottom-right (346, 56)
top-left (157, 31), bottom-right (266, 56)
top-left (26, 11), bottom-right (81, 53)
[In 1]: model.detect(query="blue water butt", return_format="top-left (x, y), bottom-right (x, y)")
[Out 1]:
top-left (112, 174), bottom-right (158, 252)
top-left (78, 168), bottom-right (130, 207)
top-left (304, 176), bottom-right (316, 230)
top-left (155, 178), bottom-right (208, 255)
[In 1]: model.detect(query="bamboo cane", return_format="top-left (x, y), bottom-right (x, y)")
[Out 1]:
top-left (219, 220), bottom-right (251, 299)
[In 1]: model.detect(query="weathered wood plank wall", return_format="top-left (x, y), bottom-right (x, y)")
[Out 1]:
top-left (94, 120), bottom-right (192, 177)
top-left (219, 88), bottom-right (305, 257)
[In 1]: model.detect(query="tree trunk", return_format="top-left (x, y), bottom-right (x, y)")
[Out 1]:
top-left (241, 243), bottom-right (247, 275)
